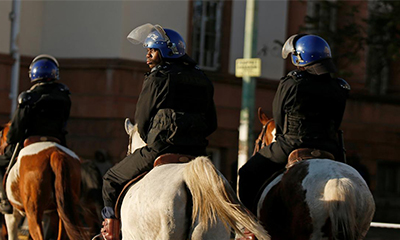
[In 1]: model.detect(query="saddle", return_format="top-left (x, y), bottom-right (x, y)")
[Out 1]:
top-left (286, 148), bottom-right (335, 169)
top-left (23, 136), bottom-right (61, 147)
top-left (114, 153), bottom-right (195, 219)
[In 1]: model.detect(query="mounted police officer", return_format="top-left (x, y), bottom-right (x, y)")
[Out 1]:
top-left (238, 34), bottom-right (350, 216)
top-left (100, 24), bottom-right (217, 240)
top-left (0, 54), bottom-right (71, 214)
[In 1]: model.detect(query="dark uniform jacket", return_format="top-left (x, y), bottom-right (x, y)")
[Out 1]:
top-left (135, 55), bottom-right (217, 149)
top-left (259, 70), bottom-right (349, 163)
top-left (7, 81), bottom-right (71, 146)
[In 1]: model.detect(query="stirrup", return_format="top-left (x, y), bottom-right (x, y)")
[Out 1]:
top-left (92, 233), bottom-right (105, 240)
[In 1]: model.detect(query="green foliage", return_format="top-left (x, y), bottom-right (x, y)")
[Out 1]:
top-left (300, 0), bottom-right (366, 78)
top-left (300, 0), bottom-right (400, 94)
top-left (367, 1), bottom-right (400, 61)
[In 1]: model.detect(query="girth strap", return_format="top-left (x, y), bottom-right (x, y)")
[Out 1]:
top-left (286, 148), bottom-right (335, 169)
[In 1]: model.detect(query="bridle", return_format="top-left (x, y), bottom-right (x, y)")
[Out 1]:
top-left (253, 118), bottom-right (274, 156)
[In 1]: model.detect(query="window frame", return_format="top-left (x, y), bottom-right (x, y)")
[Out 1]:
top-left (188, 0), bottom-right (231, 73)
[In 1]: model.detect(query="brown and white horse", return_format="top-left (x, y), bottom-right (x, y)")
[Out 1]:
top-left (0, 123), bottom-right (90, 240)
top-left (254, 108), bottom-right (375, 240)
top-left (121, 118), bottom-right (270, 240)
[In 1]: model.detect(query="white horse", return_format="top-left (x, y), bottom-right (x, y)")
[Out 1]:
top-left (120, 118), bottom-right (270, 240)
top-left (254, 108), bottom-right (375, 240)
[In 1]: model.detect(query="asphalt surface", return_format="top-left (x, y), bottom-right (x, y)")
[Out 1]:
top-left (365, 227), bottom-right (400, 240)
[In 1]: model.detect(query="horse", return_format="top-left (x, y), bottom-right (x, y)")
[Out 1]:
top-left (120, 118), bottom-right (270, 240)
top-left (80, 159), bottom-right (104, 233)
top-left (0, 122), bottom-right (91, 240)
top-left (253, 107), bottom-right (375, 240)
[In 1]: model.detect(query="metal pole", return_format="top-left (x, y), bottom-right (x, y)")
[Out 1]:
top-left (237, 0), bottom-right (258, 191)
top-left (9, 0), bottom-right (21, 118)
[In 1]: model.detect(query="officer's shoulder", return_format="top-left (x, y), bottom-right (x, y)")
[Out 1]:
top-left (146, 65), bottom-right (168, 78)
top-left (283, 70), bottom-right (305, 82)
top-left (17, 90), bottom-right (37, 106)
top-left (336, 78), bottom-right (351, 91)
top-left (55, 82), bottom-right (70, 93)
top-left (157, 64), bottom-right (172, 73)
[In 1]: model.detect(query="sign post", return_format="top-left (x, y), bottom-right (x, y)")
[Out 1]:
top-left (236, 0), bottom-right (259, 194)
top-left (9, 0), bottom-right (21, 117)
top-left (235, 58), bottom-right (261, 78)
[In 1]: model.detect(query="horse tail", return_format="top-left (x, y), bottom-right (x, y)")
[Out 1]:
top-left (50, 149), bottom-right (90, 239)
top-left (323, 178), bottom-right (359, 240)
top-left (183, 156), bottom-right (270, 240)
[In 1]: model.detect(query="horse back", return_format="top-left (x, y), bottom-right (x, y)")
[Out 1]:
top-left (6, 142), bottom-right (80, 209)
top-left (258, 159), bottom-right (374, 240)
top-left (120, 164), bottom-right (191, 239)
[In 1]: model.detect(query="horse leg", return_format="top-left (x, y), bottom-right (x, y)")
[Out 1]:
top-left (21, 167), bottom-right (52, 240)
top-left (24, 189), bottom-right (47, 240)
top-left (4, 211), bottom-right (24, 240)
top-left (43, 210), bottom-right (60, 240)
top-left (25, 213), bottom-right (44, 240)
top-left (0, 213), bottom-right (7, 240)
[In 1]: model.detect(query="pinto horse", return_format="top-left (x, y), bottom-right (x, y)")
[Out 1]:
top-left (120, 118), bottom-right (270, 240)
top-left (0, 123), bottom-right (90, 240)
top-left (253, 108), bottom-right (375, 240)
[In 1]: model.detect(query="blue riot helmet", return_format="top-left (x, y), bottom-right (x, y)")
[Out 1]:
top-left (282, 34), bottom-right (336, 75)
top-left (127, 23), bottom-right (186, 59)
top-left (29, 54), bottom-right (60, 82)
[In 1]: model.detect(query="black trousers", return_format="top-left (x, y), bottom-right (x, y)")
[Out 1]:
top-left (0, 144), bottom-right (16, 168)
top-left (238, 153), bottom-right (285, 214)
top-left (102, 140), bottom-right (206, 209)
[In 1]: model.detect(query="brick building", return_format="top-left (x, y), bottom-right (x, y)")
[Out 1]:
top-left (1, 0), bottom-right (400, 223)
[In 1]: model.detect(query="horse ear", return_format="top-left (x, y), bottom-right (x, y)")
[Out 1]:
top-left (258, 107), bottom-right (270, 124)
top-left (124, 118), bottom-right (135, 135)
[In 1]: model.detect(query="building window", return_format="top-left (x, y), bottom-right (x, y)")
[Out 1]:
top-left (376, 161), bottom-right (400, 197)
top-left (191, 0), bottom-right (223, 71)
top-left (306, 0), bottom-right (337, 34)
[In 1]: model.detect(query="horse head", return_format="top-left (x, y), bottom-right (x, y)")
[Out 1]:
top-left (124, 118), bottom-right (146, 155)
top-left (253, 107), bottom-right (276, 155)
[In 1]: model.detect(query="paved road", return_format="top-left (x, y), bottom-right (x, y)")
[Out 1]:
top-left (365, 227), bottom-right (400, 240)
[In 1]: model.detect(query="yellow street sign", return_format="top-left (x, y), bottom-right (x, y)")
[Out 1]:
top-left (235, 58), bottom-right (261, 77)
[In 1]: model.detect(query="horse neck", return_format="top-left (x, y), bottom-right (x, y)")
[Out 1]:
top-left (253, 119), bottom-right (276, 155)
top-left (266, 122), bottom-right (276, 145)
top-left (0, 123), bottom-right (10, 146)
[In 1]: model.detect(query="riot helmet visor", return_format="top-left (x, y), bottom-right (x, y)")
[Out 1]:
top-left (282, 34), bottom-right (297, 59)
top-left (127, 23), bottom-right (169, 46)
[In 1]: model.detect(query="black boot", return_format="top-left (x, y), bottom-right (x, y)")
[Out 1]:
top-left (0, 169), bottom-right (12, 214)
